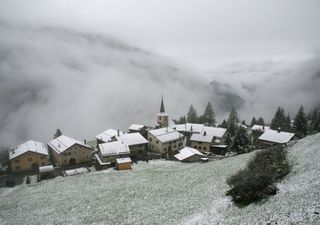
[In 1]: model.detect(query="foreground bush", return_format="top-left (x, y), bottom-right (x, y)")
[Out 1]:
top-left (226, 146), bottom-right (290, 206)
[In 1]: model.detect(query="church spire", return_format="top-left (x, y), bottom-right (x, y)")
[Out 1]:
top-left (160, 95), bottom-right (165, 113)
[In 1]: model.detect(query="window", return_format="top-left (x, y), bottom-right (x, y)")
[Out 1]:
top-left (15, 159), bottom-right (20, 163)
top-left (178, 143), bottom-right (182, 147)
top-left (173, 145), bottom-right (177, 148)
top-left (156, 141), bottom-right (159, 144)
top-left (194, 146), bottom-right (197, 149)
top-left (203, 147), bottom-right (207, 150)
top-left (68, 152), bottom-right (71, 156)
top-left (15, 166), bottom-right (21, 171)
top-left (86, 156), bottom-right (88, 159)
top-left (164, 148), bottom-right (167, 151)
top-left (40, 156), bottom-right (45, 160)
top-left (173, 140), bottom-right (176, 144)
top-left (64, 160), bottom-right (67, 163)
top-left (28, 158), bottom-right (32, 162)
top-left (63, 153), bottom-right (67, 156)
top-left (198, 146), bottom-right (202, 150)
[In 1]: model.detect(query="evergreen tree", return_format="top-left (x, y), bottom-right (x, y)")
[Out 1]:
top-left (293, 106), bottom-right (308, 138)
top-left (54, 129), bottom-right (63, 139)
top-left (250, 117), bottom-right (257, 127)
top-left (220, 119), bottom-right (228, 128)
top-left (270, 107), bottom-right (291, 132)
top-left (227, 107), bottom-right (239, 137)
top-left (241, 120), bottom-right (246, 126)
top-left (309, 107), bottom-right (320, 133)
top-left (256, 117), bottom-right (265, 126)
top-left (177, 116), bottom-right (186, 124)
top-left (187, 105), bottom-right (198, 123)
top-left (229, 126), bottom-right (251, 154)
top-left (201, 102), bottom-right (216, 126)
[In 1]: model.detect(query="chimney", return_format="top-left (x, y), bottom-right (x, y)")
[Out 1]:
top-left (203, 131), bottom-right (207, 136)
top-left (117, 130), bottom-right (120, 137)
top-left (84, 139), bottom-right (86, 145)
top-left (277, 127), bottom-right (281, 133)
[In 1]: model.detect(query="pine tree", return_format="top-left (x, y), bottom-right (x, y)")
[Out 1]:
top-left (187, 105), bottom-right (198, 123)
top-left (227, 107), bottom-right (239, 137)
top-left (270, 107), bottom-right (291, 132)
top-left (54, 129), bottom-right (63, 139)
top-left (177, 116), bottom-right (186, 124)
top-left (293, 106), bottom-right (308, 138)
top-left (220, 119), bottom-right (228, 128)
top-left (250, 117), bottom-right (257, 127)
top-left (309, 107), bottom-right (320, 133)
top-left (229, 126), bottom-right (251, 154)
top-left (201, 102), bottom-right (216, 126)
top-left (257, 117), bottom-right (265, 126)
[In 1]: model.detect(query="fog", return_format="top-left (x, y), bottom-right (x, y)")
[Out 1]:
top-left (1, 0), bottom-right (320, 146)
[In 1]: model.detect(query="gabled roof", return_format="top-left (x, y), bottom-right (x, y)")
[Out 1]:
top-left (10, 140), bottom-right (48, 160)
top-left (202, 127), bottom-right (227, 138)
top-left (190, 133), bottom-right (214, 143)
top-left (96, 129), bottom-right (126, 142)
top-left (149, 127), bottom-right (184, 143)
top-left (48, 135), bottom-right (90, 154)
top-left (98, 141), bottom-right (130, 156)
top-left (251, 125), bottom-right (270, 131)
top-left (174, 147), bottom-right (205, 161)
top-left (115, 133), bottom-right (148, 146)
top-left (258, 129), bottom-right (295, 144)
top-left (175, 123), bottom-right (204, 133)
top-left (128, 124), bottom-right (145, 131)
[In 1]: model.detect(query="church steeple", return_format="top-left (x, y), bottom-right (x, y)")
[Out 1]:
top-left (160, 95), bottom-right (165, 113)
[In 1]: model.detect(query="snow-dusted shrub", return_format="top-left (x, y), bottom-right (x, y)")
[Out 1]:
top-left (226, 146), bottom-right (290, 206)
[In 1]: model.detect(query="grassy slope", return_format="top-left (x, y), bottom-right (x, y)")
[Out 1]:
top-left (0, 133), bottom-right (319, 225)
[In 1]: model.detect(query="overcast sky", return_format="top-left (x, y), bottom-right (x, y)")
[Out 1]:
top-left (1, 0), bottom-right (320, 70)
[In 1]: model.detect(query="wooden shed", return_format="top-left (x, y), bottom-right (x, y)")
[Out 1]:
top-left (116, 158), bottom-right (132, 170)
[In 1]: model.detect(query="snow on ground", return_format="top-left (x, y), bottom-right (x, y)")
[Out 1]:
top-left (0, 134), bottom-right (319, 225)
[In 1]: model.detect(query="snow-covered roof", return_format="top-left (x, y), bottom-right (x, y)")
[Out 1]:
top-left (116, 157), bottom-right (132, 164)
top-left (202, 127), bottom-right (227, 138)
top-left (251, 125), bottom-right (270, 131)
top-left (211, 145), bottom-right (228, 148)
top-left (39, 165), bottom-right (54, 173)
top-left (175, 123), bottom-right (204, 133)
top-left (115, 133), bottom-right (148, 146)
top-left (94, 154), bottom-right (111, 166)
top-left (64, 167), bottom-right (89, 176)
top-left (48, 135), bottom-right (90, 154)
top-left (128, 124), bottom-right (145, 131)
top-left (95, 129), bottom-right (126, 142)
top-left (149, 127), bottom-right (184, 143)
top-left (10, 140), bottom-right (48, 160)
top-left (258, 129), bottom-right (295, 144)
top-left (190, 133), bottom-right (214, 143)
top-left (98, 141), bottom-right (130, 156)
top-left (174, 147), bottom-right (205, 161)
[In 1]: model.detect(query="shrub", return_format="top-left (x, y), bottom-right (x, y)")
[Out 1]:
top-left (226, 146), bottom-right (290, 206)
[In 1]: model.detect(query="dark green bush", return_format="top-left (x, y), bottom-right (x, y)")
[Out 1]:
top-left (226, 146), bottom-right (290, 206)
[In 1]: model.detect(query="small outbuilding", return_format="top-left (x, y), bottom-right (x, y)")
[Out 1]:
top-left (116, 157), bottom-right (132, 170)
top-left (258, 129), bottom-right (295, 146)
top-left (174, 147), bottom-right (205, 162)
top-left (38, 165), bottom-right (55, 181)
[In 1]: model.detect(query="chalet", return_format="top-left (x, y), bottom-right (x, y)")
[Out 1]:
top-left (48, 135), bottom-right (92, 167)
top-left (116, 157), bottom-right (132, 170)
top-left (96, 140), bottom-right (131, 167)
top-left (95, 129), bottom-right (126, 144)
top-left (148, 127), bottom-right (185, 158)
top-left (115, 133), bottom-right (148, 159)
top-left (174, 147), bottom-right (206, 162)
top-left (258, 129), bottom-right (295, 146)
top-left (190, 127), bottom-right (227, 153)
top-left (9, 140), bottom-right (49, 172)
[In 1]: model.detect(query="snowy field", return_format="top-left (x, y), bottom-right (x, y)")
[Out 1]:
top-left (0, 134), bottom-right (320, 225)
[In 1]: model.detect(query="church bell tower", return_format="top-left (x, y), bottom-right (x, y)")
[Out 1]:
top-left (157, 96), bottom-right (169, 127)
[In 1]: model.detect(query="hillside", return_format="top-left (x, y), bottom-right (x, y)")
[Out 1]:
top-left (0, 133), bottom-right (319, 224)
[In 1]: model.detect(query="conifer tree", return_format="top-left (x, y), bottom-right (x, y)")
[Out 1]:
top-left (309, 106), bottom-right (320, 133)
top-left (54, 129), bottom-right (63, 139)
top-left (293, 106), bottom-right (308, 138)
top-left (257, 117), bottom-right (265, 126)
top-left (270, 107), bottom-right (291, 132)
top-left (227, 107), bottom-right (239, 137)
top-left (250, 117), bottom-right (257, 127)
top-left (229, 126), bottom-right (251, 154)
top-left (187, 105), bottom-right (198, 123)
top-left (201, 102), bottom-right (216, 126)
top-left (220, 119), bottom-right (228, 128)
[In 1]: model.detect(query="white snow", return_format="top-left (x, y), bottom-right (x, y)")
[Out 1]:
top-left (48, 135), bottom-right (90, 154)
top-left (39, 165), bottom-right (54, 173)
top-left (175, 123), bottom-right (204, 133)
top-left (258, 129), bottom-right (295, 144)
top-left (174, 147), bottom-right (205, 161)
top-left (128, 124), bottom-right (145, 131)
top-left (190, 133), bottom-right (214, 143)
top-left (116, 157), bottom-right (132, 164)
top-left (115, 133), bottom-right (148, 146)
top-left (1, 133), bottom-right (319, 225)
top-left (251, 125), bottom-right (270, 131)
top-left (9, 140), bottom-right (48, 160)
top-left (149, 127), bottom-right (184, 143)
top-left (95, 129), bottom-right (126, 143)
top-left (98, 141), bottom-right (130, 156)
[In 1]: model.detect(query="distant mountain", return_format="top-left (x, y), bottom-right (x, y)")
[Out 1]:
top-left (0, 22), bottom-right (210, 145)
